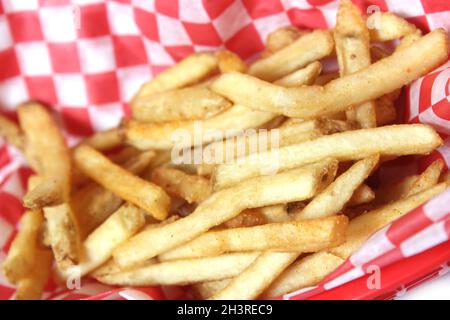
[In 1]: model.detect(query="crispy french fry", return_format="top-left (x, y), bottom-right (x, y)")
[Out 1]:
top-left (249, 30), bottom-right (334, 81)
top-left (259, 205), bottom-right (290, 223)
top-left (73, 145), bottom-right (170, 220)
top-left (123, 105), bottom-right (275, 150)
top-left (213, 125), bottom-right (441, 190)
top-left (133, 52), bottom-right (218, 100)
top-left (91, 258), bottom-right (158, 279)
top-left (159, 216), bottom-right (348, 261)
top-left (113, 159), bottom-right (337, 267)
top-left (348, 184), bottom-right (375, 207)
top-left (273, 61), bottom-right (322, 87)
top-left (63, 204), bottom-right (145, 278)
top-left (98, 253), bottom-right (260, 286)
top-left (221, 209), bottom-right (267, 228)
top-left (262, 252), bottom-right (344, 298)
top-left (265, 26), bottom-right (304, 54)
top-left (0, 113), bottom-right (24, 150)
top-left (193, 279), bottom-right (231, 299)
top-left (211, 29), bottom-right (449, 118)
top-left (15, 249), bottom-right (53, 300)
top-left (81, 128), bottom-right (122, 151)
top-left (216, 50), bottom-right (247, 73)
top-left (368, 12), bottom-right (418, 42)
top-left (132, 87), bottom-right (232, 122)
top-left (151, 168), bottom-right (212, 203)
top-left (406, 160), bottom-right (444, 197)
top-left (2, 210), bottom-right (43, 284)
top-left (330, 183), bottom-right (447, 259)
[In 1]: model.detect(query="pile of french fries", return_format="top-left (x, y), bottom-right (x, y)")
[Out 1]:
top-left (1, 0), bottom-right (449, 300)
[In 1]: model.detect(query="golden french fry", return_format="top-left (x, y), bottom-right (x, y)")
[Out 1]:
top-left (0, 113), bottom-right (24, 150)
top-left (259, 205), bottom-right (291, 223)
top-left (91, 258), bottom-right (157, 279)
top-left (193, 279), bottom-right (231, 300)
top-left (15, 249), bottom-right (53, 300)
top-left (211, 29), bottom-right (449, 118)
top-left (406, 160), bottom-right (444, 197)
top-left (151, 168), bottom-right (212, 203)
top-left (221, 209), bottom-right (267, 228)
top-left (262, 252), bottom-right (344, 298)
top-left (132, 87), bottom-right (232, 122)
top-left (368, 12), bottom-right (418, 42)
top-left (273, 61), bottom-right (322, 87)
top-left (113, 159), bottom-right (337, 267)
top-left (133, 52), bottom-right (218, 100)
top-left (265, 26), bottom-right (305, 54)
top-left (73, 145), bottom-right (170, 220)
top-left (23, 179), bottom-right (66, 209)
top-left (81, 128), bottom-right (122, 151)
top-left (329, 183), bottom-right (447, 259)
top-left (249, 30), bottom-right (334, 81)
top-left (98, 253), bottom-right (260, 286)
top-left (216, 50), bottom-right (247, 73)
top-left (213, 125), bottom-right (441, 190)
top-left (348, 184), bottom-right (375, 207)
top-left (159, 216), bottom-right (348, 261)
top-left (2, 210), bottom-right (43, 284)
top-left (63, 203), bottom-right (145, 278)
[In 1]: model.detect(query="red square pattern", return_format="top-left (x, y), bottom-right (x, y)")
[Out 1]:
top-left (406, 16), bottom-right (430, 33)
top-left (225, 24), bottom-right (264, 59)
top-left (61, 107), bottom-right (94, 137)
top-left (113, 36), bottom-right (148, 68)
top-left (8, 12), bottom-right (44, 42)
top-left (134, 9), bottom-right (159, 41)
top-left (77, 3), bottom-right (110, 38)
top-left (421, 0), bottom-right (450, 14)
top-left (85, 72), bottom-right (119, 105)
top-left (182, 22), bottom-right (222, 46)
top-left (0, 49), bottom-right (20, 81)
top-left (155, 0), bottom-right (179, 18)
top-left (287, 8), bottom-right (328, 29)
top-left (164, 45), bottom-right (195, 62)
top-left (242, 0), bottom-right (284, 19)
top-left (25, 76), bottom-right (58, 105)
top-left (48, 43), bottom-right (81, 73)
top-left (202, 0), bottom-right (234, 19)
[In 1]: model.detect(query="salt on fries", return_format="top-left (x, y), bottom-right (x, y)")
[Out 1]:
top-left (0, 0), bottom-right (449, 300)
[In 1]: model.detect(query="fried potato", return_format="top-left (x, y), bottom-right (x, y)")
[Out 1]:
top-left (213, 125), bottom-right (441, 189)
top-left (0, 113), bottom-right (24, 150)
top-left (159, 216), bottom-right (348, 261)
top-left (211, 29), bottom-right (449, 118)
top-left (259, 205), bottom-right (290, 223)
top-left (348, 184), bottom-right (375, 207)
top-left (132, 87), bottom-right (232, 122)
top-left (368, 12), bottom-right (418, 42)
top-left (249, 30), bottom-right (334, 81)
top-left (262, 252), bottom-right (344, 298)
top-left (81, 128), bottom-right (122, 151)
top-left (2, 210), bottom-right (43, 284)
top-left (407, 160), bottom-right (444, 197)
top-left (113, 159), bottom-right (337, 267)
top-left (73, 145), bottom-right (170, 220)
top-left (193, 279), bottom-right (231, 300)
top-left (151, 168), bottom-right (212, 203)
top-left (221, 209), bottom-right (267, 228)
top-left (91, 258), bottom-right (158, 279)
top-left (133, 52), bottom-right (218, 100)
top-left (98, 253), bottom-right (260, 286)
top-left (216, 50), bottom-right (247, 73)
top-left (15, 249), bottom-right (53, 300)
top-left (265, 26), bottom-right (305, 54)
top-left (273, 61), bottom-right (322, 87)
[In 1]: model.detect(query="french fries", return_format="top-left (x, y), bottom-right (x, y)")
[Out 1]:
top-left (80, 128), bottom-right (122, 151)
top-left (216, 50), bottom-right (247, 73)
top-left (73, 145), bottom-right (170, 220)
top-left (132, 87), bottom-right (232, 122)
top-left (368, 12), bottom-right (418, 42)
top-left (213, 125), bottom-right (442, 189)
top-left (348, 184), bottom-right (375, 207)
top-left (248, 30), bottom-right (334, 81)
top-left (265, 26), bottom-right (305, 55)
top-left (273, 61), bottom-right (322, 87)
top-left (0, 113), bottom-right (24, 150)
top-left (211, 29), bottom-right (449, 118)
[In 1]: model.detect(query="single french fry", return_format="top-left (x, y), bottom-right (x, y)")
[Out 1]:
top-left (211, 29), bottom-right (449, 118)
top-left (262, 252), bottom-right (344, 298)
top-left (329, 183), bottom-right (447, 259)
top-left (249, 30), bottom-right (334, 81)
top-left (81, 128), bottom-right (122, 151)
top-left (133, 52), bottom-right (218, 100)
top-left (348, 184), bottom-right (375, 207)
top-left (396, 29), bottom-right (423, 51)
top-left (132, 87), bottom-right (232, 122)
top-left (15, 249), bottom-right (53, 300)
top-left (98, 253), bottom-right (260, 286)
top-left (406, 160), bottom-right (444, 197)
top-left (151, 168), bottom-right (212, 203)
top-left (213, 125), bottom-right (442, 190)
top-left (90, 258), bottom-right (158, 279)
top-left (159, 216), bottom-right (348, 261)
top-left (265, 26), bottom-right (305, 54)
top-left (273, 61), bottom-right (322, 87)
top-left (2, 210), bottom-right (43, 284)
top-left (368, 12), bottom-right (418, 42)
top-left (123, 105), bottom-right (275, 150)
top-left (221, 209), bottom-right (267, 228)
top-left (63, 204), bottom-right (145, 278)
top-left (193, 279), bottom-right (232, 300)
top-left (298, 155), bottom-right (379, 219)
top-left (0, 113), bottom-right (24, 150)
top-left (216, 50), bottom-right (247, 73)
top-left (73, 145), bottom-right (170, 220)
top-left (113, 159), bottom-right (337, 267)
top-left (259, 205), bottom-right (290, 223)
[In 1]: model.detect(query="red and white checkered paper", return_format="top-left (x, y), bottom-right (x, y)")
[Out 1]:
top-left (0, 0), bottom-right (449, 300)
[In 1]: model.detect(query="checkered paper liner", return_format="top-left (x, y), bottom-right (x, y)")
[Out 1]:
top-left (0, 0), bottom-right (449, 300)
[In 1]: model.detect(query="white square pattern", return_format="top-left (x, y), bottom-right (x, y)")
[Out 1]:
top-left (107, 2), bottom-right (140, 35)
top-left (213, 0), bottom-right (252, 41)
top-left (156, 14), bottom-right (192, 46)
top-left (15, 42), bottom-right (52, 76)
top-left (0, 16), bottom-right (13, 51)
top-left (88, 103), bottom-right (124, 132)
top-left (253, 12), bottom-right (290, 45)
top-left (0, 77), bottom-right (28, 110)
top-left (132, 0), bottom-right (155, 12)
top-left (77, 36), bottom-right (116, 73)
top-left (143, 39), bottom-right (174, 65)
top-left (2, 0), bottom-right (39, 12)
top-left (39, 6), bottom-right (77, 42)
top-left (386, 0), bottom-right (425, 18)
top-left (116, 66), bottom-right (151, 102)
top-left (179, 0), bottom-right (211, 23)
top-left (54, 74), bottom-right (88, 106)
